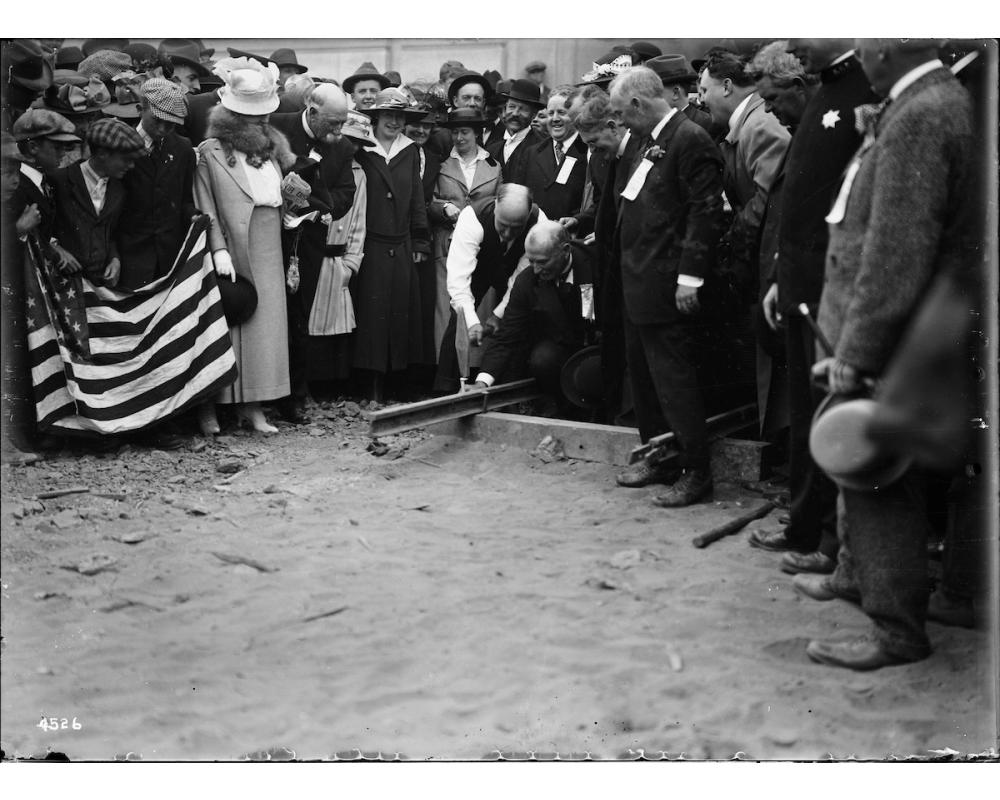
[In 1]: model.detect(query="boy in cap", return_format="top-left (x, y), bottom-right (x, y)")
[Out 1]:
top-left (50, 117), bottom-right (144, 286)
top-left (117, 78), bottom-right (198, 289)
top-left (10, 109), bottom-right (83, 274)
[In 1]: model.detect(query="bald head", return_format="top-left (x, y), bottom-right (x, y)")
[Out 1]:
top-left (494, 183), bottom-right (534, 242)
top-left (307, 83), bottom-right (349, 143)
top-left (525, 220), bottom-right (572, 282)
top-left (856, 38), bottom-right (943, 97)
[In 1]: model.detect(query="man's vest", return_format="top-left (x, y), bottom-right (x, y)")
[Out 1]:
top-left (471, 198), bottom-right (539, 306)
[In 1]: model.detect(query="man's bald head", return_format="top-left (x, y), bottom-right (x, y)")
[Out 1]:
top-left (494, 183), bottom-right (534, 242)
top-left (525, 220), bottom-right (572, 282)
top-left (856, 38), bottom-right (944, 97)
top-left (307, 83), bottom-right (349, 143)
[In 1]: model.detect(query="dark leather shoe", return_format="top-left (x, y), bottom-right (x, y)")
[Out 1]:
top-left (133, 430), bottom-right (186, 451)
top-left (651, 469), bottom-right (713, 508)
top-left (780, 550), bottom-right (836, 575)
top-left (806, 636), bottom-right (918, 671)
top-left (793, 573), bottom-right (861, 604)
top-left (615, 460), bottom-right (679, 488)
top-left (278, 399), bottom-right (309, 425)
top-left (748, 529), bottom-right (797, 552)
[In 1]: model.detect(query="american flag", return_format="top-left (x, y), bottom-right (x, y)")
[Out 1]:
top-left (26, 216), bottom-right (238, 436)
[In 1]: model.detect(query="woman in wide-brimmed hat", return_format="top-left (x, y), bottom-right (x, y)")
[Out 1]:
top-left (427, 107), bottom-right (502, 358)
top-left (351, 88), bottom-right (432, 399)
top-left (192, 57), bottom-right (297, 434)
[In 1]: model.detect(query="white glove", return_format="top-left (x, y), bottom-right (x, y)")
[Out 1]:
top-left (213, 249), bottom-right (236, 283)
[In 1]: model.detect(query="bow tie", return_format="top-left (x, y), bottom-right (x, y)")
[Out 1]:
top-left (854, 98), bottom-right (892, 139)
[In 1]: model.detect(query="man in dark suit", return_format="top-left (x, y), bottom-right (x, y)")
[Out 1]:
top-left (270, 83), bottom-right (358, 423)
top-left (50, 117), bottom-right (144, 286)
top-left (751, 39), bottom-right (878, 575)
top-left (524, 88), bottom-right (590, 221)
top-left (573, 90), bottom-right (640, 425)
top-left (645, 54), bottom-right (713, 133)
top-left (486, 79), bottom-right (545, 185)
top-left (608, 66), bottom-right (724, 507)
top-left (802, 39), bottom-right (976, 670)
top-left (117, 78), bottom-right (197, 289)
top-left (472, 221), bottom-right (594, 409)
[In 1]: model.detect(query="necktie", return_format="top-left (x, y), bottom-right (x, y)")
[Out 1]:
top-left (854, 97), bottom-right (892, 140)
top-left (554, 141), bottom-right (565, 166)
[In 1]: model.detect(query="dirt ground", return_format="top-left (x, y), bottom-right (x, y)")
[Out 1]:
top-left (1, 399), bottom-right (996, 761)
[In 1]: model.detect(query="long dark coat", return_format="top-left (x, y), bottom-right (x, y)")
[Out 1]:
top-left (352, 140), bottom-right (432, 373)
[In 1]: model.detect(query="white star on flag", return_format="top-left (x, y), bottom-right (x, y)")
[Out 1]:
top-left (822, 109), bottom-right (841, 129)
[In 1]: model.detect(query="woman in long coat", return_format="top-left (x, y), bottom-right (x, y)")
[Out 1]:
top-left (427, 108), bottom-right (502, 359)
top-left (353, 88), bottom-right (431, 399)
top-left (193, 58), bottom-right (296, 433)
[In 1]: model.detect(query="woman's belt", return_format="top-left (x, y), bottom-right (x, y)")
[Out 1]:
top-left (321, 243), bottom-right (347, 257)
top-left (366, 232), bottom-right (409, 245)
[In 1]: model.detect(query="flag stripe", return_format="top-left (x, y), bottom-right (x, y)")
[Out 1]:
top-left (27, 217), bottom-right (239, 435)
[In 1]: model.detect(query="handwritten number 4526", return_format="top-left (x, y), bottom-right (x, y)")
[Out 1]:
top-left (37, 717), bottom-right (82, 731)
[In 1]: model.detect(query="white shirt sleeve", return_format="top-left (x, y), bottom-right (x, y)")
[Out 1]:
top-left (446, 206), bottom-right (485, 331)
top-left (493, 209), bottom-right (548, 319)
top-left (677, 274), bottom-right (705, 288)
top-left (474, 372), bottom-right (495, 386)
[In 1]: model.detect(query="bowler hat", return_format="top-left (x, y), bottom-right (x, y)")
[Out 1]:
top-left (82, 39), bottom-right (129, 57)
top-left (447, 70), bottom-right (493, 106)
top-left (160, 39), bottom-right (211, 76)
top-left (645, 54), bottom-right (699, 87)
top-left (497, 78), bottom-right (545, 108)
top-left (217, 272), bottom-right (258, 326)
top-left (560, 345), bottom-right (605, 410)
top-left (12, 108), bottom-right (81, 142)
top-left (270, 48), bottom-right (308, 74)
top-left (482, 69), bottom-right (502, 90)
top-left (630, 41), bottom-right (662, 61)
top-left (55, 45), bottom-right (84, 70)
top-left (341, 109), bottom-right (378, 147)
top-left (343, 62), bottom-right (390, 94)
top-left (441, 107), bottom-right (487, 128)
top-left (4, 39), bottom-right (54, 92)
top-left (360, 87), bottom-right (426, 118)
top-left (86, 117), bottom-right (146, 153)
top-left (123, 42), bottom-right (158, 67)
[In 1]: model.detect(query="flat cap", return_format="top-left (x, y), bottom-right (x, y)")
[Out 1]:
top-left (12, 108), bottom-right (81, 142)
top-left (524, 60), bottom-right (547, 73)
top-left (85, 117), bottom-right (145, 152)
top-left (78, 49), bottom-right (133, 83)
top-left (141, 77), bottom-right (188, 124)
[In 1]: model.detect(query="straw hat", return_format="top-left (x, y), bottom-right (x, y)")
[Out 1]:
top-left (360, 88), bottom-right (426, 119)
top-left (214, 57), bottom-right (280, 116)
top-left (341, 109), bottom-right (377, 147)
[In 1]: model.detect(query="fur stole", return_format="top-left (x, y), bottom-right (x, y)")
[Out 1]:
top-left (205, 105), bottom-right (296, 172)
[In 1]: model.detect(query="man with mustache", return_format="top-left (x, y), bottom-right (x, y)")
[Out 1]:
top-left (486, 79), bottom-right (546, 185)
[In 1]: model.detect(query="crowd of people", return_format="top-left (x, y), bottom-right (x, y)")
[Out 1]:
top-left (0, 37), bottom-right (992, 672)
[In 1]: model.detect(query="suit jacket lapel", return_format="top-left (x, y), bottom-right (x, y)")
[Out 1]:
top-left (67, 165), bottom-right (98, 220)
top-left (536, 139), bottom-right (558, 187)
top-left (205, 143), bottom-right (254, 200)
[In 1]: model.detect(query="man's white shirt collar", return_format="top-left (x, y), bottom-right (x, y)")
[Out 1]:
top-left (504, 127), bottom-right (529, 144)
top-left (889, 59), bottom-right (945, 101)
top-left (554, 131), bottom-right (578, 152)
top-left (301, 110), bottom-right (316, 140)
top-left (616, 129), bottom-right (631, 159)
top-left (651, 108), bottom-right (678, 140)
top-left (727, 93), bottom-right (754, 138)
top-left (828, 49), bottom-right (856, 68)
top-left (19, 162), bottom-right (44, 191)
top-left (136, 122), bottom-right (155, 151)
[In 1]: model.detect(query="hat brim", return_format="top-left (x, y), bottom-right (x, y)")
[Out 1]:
top-left (103, 102), bottom-right (143, 119)
top-left (219, 89), bottom-right (280, 116)
top-left (169, 55), bottom-right (211, 77)
top-left (448, 75), bottom-right (493, 104)
top-left (149, 107), bottom-right (186, 125)
top-left (343, 73), bottom-right (391, 94)
top-left (344, 132), bottom-right (377, 147)
top-left (360, 105), bottom-right (427, 119)
top-left (441, 119), bottom-right (487, 129)
top-left (277, 63), bottom-right (308, 74)
top-left (12, 59), bottom-right (54, 92)
top-left (497, 92), bottom-right (545, 108)
top-left (18, 130), bottom-right (82, 143)
top-left (560, 345), bottom-right (604, 409)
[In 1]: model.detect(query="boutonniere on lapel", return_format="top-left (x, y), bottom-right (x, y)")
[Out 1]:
top-left (644, 145), bottom-right (665, 162)
top-left (165, 152), bottom-right (175, 164)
